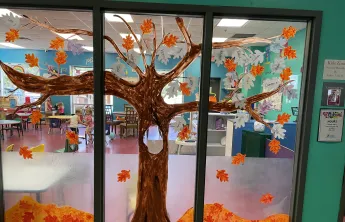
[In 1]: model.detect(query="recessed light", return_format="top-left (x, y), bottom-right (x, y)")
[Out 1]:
top-left (105, 13), bottom-right (133, 23)
top-left (212, 37), bottom-right (227, 42)
top-left (54, 32), bottom-right (84, 41)
top-left (217, 19), bottom-right (248, 27)
top-left (0, 42), bottom-right (24, 48)
top-left (82, 46), bottom-right (93, 51)
top-left (120, 33), bottom-right (141, 41)
top-left (0, 8), bottom-right (22, 18)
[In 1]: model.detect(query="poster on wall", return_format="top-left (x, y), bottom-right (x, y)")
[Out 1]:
top-left (321, 82), bottom-right (345, 107)
top-left (318, 109), bottom-right (344, 142)
top-left (262, 77), bottom-right (282, 111)
top-left (323, 59), bottom-right (345, 80)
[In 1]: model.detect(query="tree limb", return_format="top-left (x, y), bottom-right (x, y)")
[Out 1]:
top-left (212, 37), bottom-right (271, 49)
top-left (151, 23), bottom-right (157, 65)
top-left (22, 15), bottom-right (145, 80)
top-left (13, 94), bottom-right (50, 114)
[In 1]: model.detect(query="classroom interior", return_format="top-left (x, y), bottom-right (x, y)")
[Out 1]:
top-left (0, 8), bottom-right (308, 221)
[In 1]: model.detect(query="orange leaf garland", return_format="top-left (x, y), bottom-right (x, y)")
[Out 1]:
top-left (224, 58), bottom-right (237, 72)
top-left (140, 19), bottom-right (153, 34)
top-left (250, 64), bottom-right (264, 76)
top-left (19, 146), bottom-right (33, 159)
top-left (282, 26), bottom-right (297, 40)
top-left (122, 34), bottom-right (134, 51)
top-left (31, 110), bottom-right (42, 125)
top-left (283, 46), bottom-right (297, 59)
top-left (22, 212), bottom-right (35, 222)
top-left (269, 139), bottom-right (281, 155)
top-left (280, 67), bottom-right (292, 81)
top-left (177, 125), bottom-right (191, 140)
top-left (231, 153), bottom-right (246, 165)
top-left (180, 82), bottom-right (191, 96)
top-left (25, 54), bottom-right (39, 67)
top-left (163, 34), bottom-right (178, 48)
top-left (216, 169), bottom-right (229, 182)
top-left (117, 170), bottom-right (131, 182)
top-left (66, 131), bottom-right (79, 145)
top-left (54, 51), bottom-right (68, 65)
top-left (50, 37), bottom-right (65, 50)
top-left (276, 113), bottom-right (291, 125)
top-left (5, 29), bottom-right (19, 42)
top-left (260, 193), bottom-right (274, 204)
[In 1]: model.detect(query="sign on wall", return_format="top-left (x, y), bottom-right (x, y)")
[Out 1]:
top-left (318, 109), bottom-right (344, 142)
top-left (262, 77), bottom-right (282, 111)
top-left (323, 59), bottom-right (345, 80)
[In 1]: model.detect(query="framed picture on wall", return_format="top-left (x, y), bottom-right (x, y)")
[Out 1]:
top-left (321, 82), bottom-right (345, 107)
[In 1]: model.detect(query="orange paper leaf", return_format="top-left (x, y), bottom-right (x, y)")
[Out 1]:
top-left (269, 139), bottom-right (281, 155)
top-left (50, 37), bottom-right (65, 50)
top-left (140, 19), bottom-right (153, 34)
top-left (276, 113), bottom-right (291, 125)
top-left (25, 54), bottom-right (39, 67)
top-left (177, 125), bottom-right (191, 140)
top-left (250, 64), bottom-right (264, 76)
top-left (280, 67), bottom-right (292, 81)
top-left (224, 58), bottom-right (237, 72)
top-left (54, 51), bottom-right (68, 65)
top-left (216, 169), bottom-right (229, 182)
top-left (282, 26), bottom-right (297, 40)
top-left (231, 153), bottom-right (246, 165)
top-left (260, 193), bottom-right (274, 204)
top-left (163, 34), bottom-right (178, 48)
top-left (117, 170), bottom-right (131, 182)
top-left (283, 46), bottom-right (297, 59)
top-left (122, 35), bottom-right (134, 51)
top-left (22, 212), bottom-right (35, 222)
top-left (5, 29), bottom-right (19, 42)
top-left (204, 215), bottom-right (214, 222)
top-left (44, 214), bottom-right (59, 222)
top-left (31, 110), bottom-right (42, 125)
top-left (180, 82), bottom-right (191, 96)
top-left (66, 131), bottom-right (79, 145)
top-left (19, 146), bottom-right (33, 159)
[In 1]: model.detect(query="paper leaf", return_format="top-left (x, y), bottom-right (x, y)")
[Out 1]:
top-left (232, 153), bottom-right (246, 165)
top-left (234, 112), bottom-right (249, 129)
top-left (283, 46), bottom-right (297, 59)
top-left (177, 125), bottom-right (191, 140)
top-left (223, 72), bottom-right (238, 89)
top-left (276, 113), bottom-right (291, 125)
top-left (171, 116), bottom-right (186, 132)
top-left (1, 12), bottom-right (21, 29)
top-left (19, 146), bottom-right (33, 159)
top-left (250, 50), bottom-right (265, 65)
top-left (140, 35), bottom-right (153, 52)
top-left (140, 19), bottom-right (153, 34)
top-left (271, 124), bottom-right (286, 139)
top-left (235, 100), bottom-right (246, 109)
top-left (232, 48), bottom-right (250, 66)
top-left (250, 64), bottom-right (265, 77)
top-left (242, 73), bottom-right (255, 90)
top-left (281, 84), bottom-right (298, 100)
top-left (282, 26), bottom-right (297, 40)
top-left (157, 45), bottom-right (171, 65)
top-left (260, 193), bottom-right (274, 204)
top-left (231, 93), bottom-right (244, 103)
top-left (163, 34), bottom-right (178, 48)
top-left (258, 100), bottom-right (273, 115)
top-left (186, 77), bottom-right (198, 93)
top-left (280, 67), bottom-right (292, 81)
top-left (180, 82), bottom-right (191, 96)
top-left (270, 58), bottom-right (286, 73)
top-left (117, 170), bottom-right (131, 182)
top-left (216, 170), bottom-right (229, 182)
top-left (5, 29), bottom-right (19, 42)
top-left (213, 49), bottom-right (228, 66)
top-left (269, 139), bottom-right (281, 154)
top-left (262, 77), bottom-right (281, 91)
top-left (173, 46), bottom-right (186, 59)
top-left (270, 37), bottom-right (288, 53)
top-left (122, 35), bottom-right (134, 51)
top-left (165, 80), bottom-right (180, 98)
top-left (25, 53), bottom-right (39, 67)
top-left (67, 40), bottom-right (84, 55)
top-left (50, 37), bottom-right (65, 50)
top-left (111, 60), bottom-right (126, 77)
top-left (127, 49), bottom-right (140, 68)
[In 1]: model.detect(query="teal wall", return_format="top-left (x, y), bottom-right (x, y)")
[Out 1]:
top-left (111, 0), bottom-right (345, 221)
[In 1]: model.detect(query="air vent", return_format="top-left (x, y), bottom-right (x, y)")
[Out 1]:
top-left (231, 33), bottom-right (256, 38)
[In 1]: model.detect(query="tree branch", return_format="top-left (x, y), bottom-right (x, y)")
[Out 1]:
top-left (13, 94), bottom-right (50, 114)
top-left (212, 37), bottom-right (271, 49)
top-left (151, 23), bottom-right (158, 65)
top-left (22, 15), bottom-right (145, 80)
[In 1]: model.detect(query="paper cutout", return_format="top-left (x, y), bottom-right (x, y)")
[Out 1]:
top-left (25, 54), bottom-right (39, 67)
top-left (66, 131), bottom-right (78, 145)
top-left (234, 112), bottom-right (249, 129)
top-left (31, 110), bottom-right (42, 124)
top-left (177, 125), bottom-right (191, 140)
top-left (19, 146), bottom-right (33, 159)
top-left (127, 49), bottom-right (140, 67)
top-left (250, 64), bottom-right (265, 77)
top-left (258, 100), bottom-right (273, 115)
top-left (179, 82), bottom-right (191, 96)
top-left (111, 59), bottom-right (126, 77)
top-left (122, 35), bottom-right (134, 51)
top-left (270, 58), bottom-right (286, 73)
top-left (157, 45), bottom-right (171, 65)
top-left (242, 73), bottom-right (255, 90)
top-left (283, 46), bottom-right (297, 59)
top-left (271, 124), bottom-right (286, 139)
top-left (276, 113), bottom-right (291, 125)
top-left (171, 116), bottom-right (186, 132)
top-left (232, 48), bottom-right (250, 66)
top-left (185, 77), bottom-right (198, 93)
top-left (165, 80), bottom-right (180, 98)
top-left (280, 67), bottom-right (292, 81)
top-left (260, 193), bottom-right (274, 204)
top-left (231, 153), bottom-right (246, 165)
top-left (23, 211), bottom-right (35, 221)
top-left (224, 58), bottom-right (237, 72)
top-left (163, 34), bottom-right (178, 48)
top-left (1, 12), bottom-right (21, 29)
top-left (213, 49), bottom-right (228, 66)
top-left (282, 26), bottom-right (297, 39)
top-left (117, 170), bottom-right (131, 182)
top-left (140, 19), bottom-right (153, 34)
top-left (54, 51), bottom-right (68, 65)
top-left (67, 40), bottom-right (84, 55)
top-left (270, 37), bottom-right (287, 53)
top-left (281, 84), bottom-right (298, 100)
top-left (250, 50), bottom-right (265, 66)
top-left (269, 139), bottom-right (281, 154)
top-left (5, 29), bottom-right (19, 42)
top-left (223, 72), bottom-right (238, 89)
top-left (49, 37), bottom-right (65, 50)
top-left (173, 46), bottom-right (186, 59)
top-left (216, 170), bottom-right (229, 182)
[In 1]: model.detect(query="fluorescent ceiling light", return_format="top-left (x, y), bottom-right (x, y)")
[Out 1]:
top-left (105, 13), bottom-right (133, 23)
top-left (212, 37), bottom-right (227, 42)
top-left (120, 33), bottom-right (141, 41)
top-left (0, 42), bottom-right (24, 48)
top-left (0, 8), bottom-right (22, 17)
top-left (217, 19), bottom-right (248, 27)
top-left (54, 32), bottom-right (84, 41)
top-left (134, 48), bottom-right (146, 53)
top-left (82, 46), bottom-right (93, 51)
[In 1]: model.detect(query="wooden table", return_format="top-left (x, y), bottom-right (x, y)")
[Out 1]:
top-left (47, 115), bottom-right (73, 134)
top-left (113, 111), bottom-right (126, 116)
top-left (0, 120), bottom-right (21, 139)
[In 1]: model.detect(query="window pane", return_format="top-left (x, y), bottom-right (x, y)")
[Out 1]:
top-left (0, 8), bottom-right (94, 221)
top-left (200, 17), bottom-right (307, 221)
top-left (103, 12), bottom-right (203, 221)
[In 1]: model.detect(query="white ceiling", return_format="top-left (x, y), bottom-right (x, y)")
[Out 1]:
top-left (0, 9), bottom-right (307, 53)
